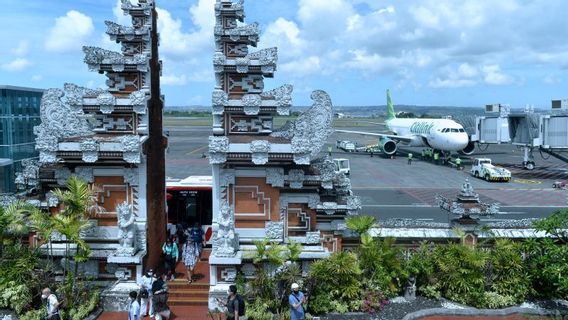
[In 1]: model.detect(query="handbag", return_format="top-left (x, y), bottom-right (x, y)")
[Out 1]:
top-left (140, 288), bottom-right (149, 299)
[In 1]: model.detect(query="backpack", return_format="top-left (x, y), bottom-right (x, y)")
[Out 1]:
top-left (231, 295), bottom-right (245, 316)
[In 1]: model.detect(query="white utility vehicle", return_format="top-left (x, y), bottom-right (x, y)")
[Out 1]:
top-left (470, 158), bottom-right (511, 182)
top-left (333, 158), bottom-right (350, 175)
top-left (336, 140), bottom-right (356, 152)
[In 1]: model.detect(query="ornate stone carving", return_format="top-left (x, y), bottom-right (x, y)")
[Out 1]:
top-left (209, 136), bottom-right (229, 164)
top-left (250, 140), bottom-right (270, 165)
top-left (212, 52), bottom-right (226, 73)
top-left (97, 92), bottom-right (116, 114)
top-left (123, 168), bottom-right (139, 186)
top-left (74, 167), bottom-right (94, 183)
top-left (115, 202), bottom-right (136, 256)
top-left (80, 140), bottom-right (99, 163)
top-left (114, 267), bottom-right (131, 280)
top-left (288, 169), bottom-right (305, 189)
top-left (212, 201), bottom-right (238, 258)
top-left (129, 91), bottom-right (147, 114)
top-left (271, 90), bottom-right (333, 163)
top-left (235, 57), bottom-right (250, 73)
top-left (212, 89), bottom-right (228, 114)
top-left (265, 221), bottom-right (284, 240)
top-left (83, 46), bottom-right (148, 72)
top-left (120, 135), bottom-right (141, 163)
top-left (306, 231), bottom-right (321, 244)
top-left (248, 47), bottom-right (278, 66)
top-left (266, 168), bottom-right (284, 188)
top-left (242, 94), bottom-right (261, 115)
top-left (220, 171), bottom-right (235, 187)
top-left (55, 168), bottom-right (72, 186)
top-left (221, 267), bottom-right (237, 282)
top-left (261, 84), bottom-right (293, 115)
top-left (46, 192), bottom-right (59, 208)
top-left (308, 194), bottom-right (320, 209)
top-left (241, 263), bottom-right (256, 277)
top-left (279, 197), bottom-right (288, 221)
top-left (346, 196), bottom-right (362, 210)
top-left (14, 159), bottom-right (40, 190)
top-left (321, 202), bottom-right (338, 215)
top-left (34, 87), bottom-right (94, 164)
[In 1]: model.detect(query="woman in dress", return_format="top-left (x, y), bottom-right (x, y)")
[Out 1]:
top-left (182, 238), bottom-right (199, 283)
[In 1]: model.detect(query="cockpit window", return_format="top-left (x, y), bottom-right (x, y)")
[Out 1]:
top-left (451, 128), bottom-right (458, 132)
top-left (458, 128), bottom-right (465, 132)
top-left (442, 128), bottom-right (448, 133)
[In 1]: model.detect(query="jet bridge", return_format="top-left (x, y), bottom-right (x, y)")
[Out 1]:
top-left (472, 101), bottom-right (568, 169)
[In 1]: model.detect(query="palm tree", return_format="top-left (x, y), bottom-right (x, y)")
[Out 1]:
top-left (49, 176), bottom-right (99, 298)
top-left (346, 215), bottom-right (376, 242)
top-left (0, 200), bottom-right (38, 255)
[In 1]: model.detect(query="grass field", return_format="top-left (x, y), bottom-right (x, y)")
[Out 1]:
top-left (163, 116), bottom-right (382, 128)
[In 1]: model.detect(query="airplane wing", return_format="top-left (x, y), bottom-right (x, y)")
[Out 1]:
top-left (335, 129), bottom-right (414, 143)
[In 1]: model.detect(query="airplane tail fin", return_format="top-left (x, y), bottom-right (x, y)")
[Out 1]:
top-left (386, 89), bottom-right (396, 120)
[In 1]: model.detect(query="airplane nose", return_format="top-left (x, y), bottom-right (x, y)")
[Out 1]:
top-left (458, 134), bottom-right (469, 148)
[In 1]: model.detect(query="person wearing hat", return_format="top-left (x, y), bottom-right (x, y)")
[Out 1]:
top-left (289, 283), bottom-right (306, 320)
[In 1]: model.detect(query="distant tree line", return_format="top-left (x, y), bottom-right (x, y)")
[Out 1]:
top-left (164, 110), bottom-right (211, 117)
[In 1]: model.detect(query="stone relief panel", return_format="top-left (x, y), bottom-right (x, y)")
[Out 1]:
top-left (265, 221), bottom-right (284, 240)
top-left (212, 201), bottom-right (238, 258)
top-left (288, 169), bottom-right (305, 189)
top-left (250, 140), bottom-right (270, 165)
top-left (266, 168), bottom-right (284, 188)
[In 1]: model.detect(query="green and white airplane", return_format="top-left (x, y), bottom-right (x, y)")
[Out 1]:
top-left (336, 90), bottom-right (475, 155)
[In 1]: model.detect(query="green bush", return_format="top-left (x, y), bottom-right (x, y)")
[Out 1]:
top-left (246, 299), bottom-right (274, 320)
top-left (523, 238), bottom-right (568, 299)
top-left (357, 236), bottom-right (404, 297)
top-left (489, 239), bottom-right (529, 303)
top-left (307, 251), bottom-right (362, 314)
top-left (433, 243), bottom-right (487, 307)
top-left (482, 292), bottom-right (516, 309)
top-left (19, 308), bottom-right (46, 320)
top-left (68, 290), bottom-right (100, 320)
top-left (0, 282), bottom-right (32, 314)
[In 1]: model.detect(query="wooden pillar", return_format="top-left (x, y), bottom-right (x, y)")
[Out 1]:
top-left (145, 6), bottom-right (167, 271)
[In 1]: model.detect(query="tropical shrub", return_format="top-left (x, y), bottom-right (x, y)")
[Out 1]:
top-left (307, 251), bottom-right (362, 314)
top-left (358, 235), bottom-right (405, 297)
top-left (19, 309), bottom-right (46, 320)
top-left (489, 239), bottom-right (529, 303)
top-left (523, 238), bottom-right (568, 299)
top-left (67, 290), bottom-right (100, 320)
top-left (0, 282), bottom-right (32, 314)
top-left (482, 292), bottom-right (516, 309)
top-left (360, 290), bottom-right (389, 314)
top-left (433, 243), bottom-right (487, 307)
top-left (245, 300), bottom-right (273, 320)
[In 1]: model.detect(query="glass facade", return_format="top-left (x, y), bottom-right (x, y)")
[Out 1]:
top-left (0, 86), bottom-right (43, 193)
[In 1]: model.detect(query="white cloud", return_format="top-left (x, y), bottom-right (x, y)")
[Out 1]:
top-left (113, 0), bottom-right (134, 25)
top-left (11, 41), bottom-right (29, 56)
top-left (161, 74), bottom-right (188, 86)
top-left (45, 10), bottom-right (94, 52)
top-left (1, 58), bottom-right (31, 71)
top-left (281, 56), bottom-right (321, 76)
top-left (482, 65), bottom-right (514, 85)
top-left (544, 74), bottom-right (561, 84)
top-left (155, 0), bottom-right (215, 58)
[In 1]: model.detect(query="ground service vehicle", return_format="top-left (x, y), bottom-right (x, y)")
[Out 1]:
top-left (470, 158), bottom-right (511, 182)
top-left (337, 140), bottom-right (356, 152)
top-left (333, 158), bottom-right (350, 175)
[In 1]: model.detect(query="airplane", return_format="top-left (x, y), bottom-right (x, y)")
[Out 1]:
top-left (335, 90), bottom-right (476, 156)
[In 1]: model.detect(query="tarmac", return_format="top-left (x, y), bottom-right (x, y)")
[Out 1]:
top-left (166, 125), bottom-right (568, 223)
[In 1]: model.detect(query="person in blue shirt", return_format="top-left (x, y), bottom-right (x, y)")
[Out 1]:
top-left (289, 283), bottom-right (306, 320)
top-left (128, 291), bottom-right (141, 320)
top-left (161, 237), bottom-right (179, 280)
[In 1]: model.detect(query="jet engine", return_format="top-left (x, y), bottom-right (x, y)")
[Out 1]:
top-left (379, 137), bottom-right (397, 155)
top-left (459, 137), bottom-right (476, 155)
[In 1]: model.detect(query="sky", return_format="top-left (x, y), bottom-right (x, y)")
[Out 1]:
top-left (1, 0), bottom-right (568, 108)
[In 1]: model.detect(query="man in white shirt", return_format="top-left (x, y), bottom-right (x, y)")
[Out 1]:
top-left (139, 269), bottom-right (156, 317)
top-left (128, 291), bottom-right (141, 320)
top-left (41, 288), bottom-right (60, 320)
